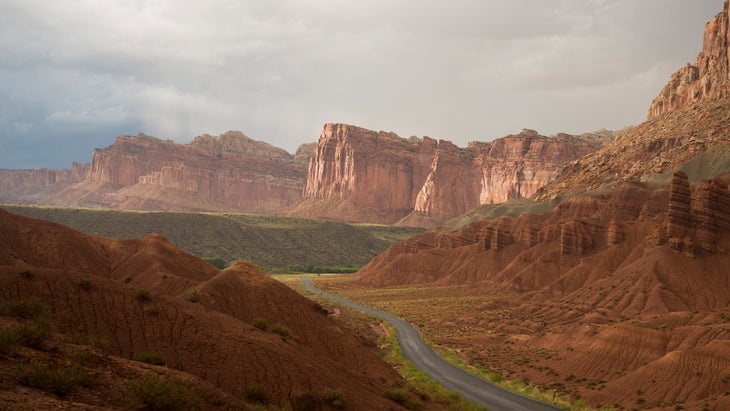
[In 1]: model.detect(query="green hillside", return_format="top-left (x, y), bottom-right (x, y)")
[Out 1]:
top-left (1, 205), bottom-right (424, 270)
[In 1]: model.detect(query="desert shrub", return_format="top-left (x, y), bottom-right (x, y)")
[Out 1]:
top-left (71, 334), bottom-right (110, 351)
top-left (19, 269), bottom-right (32, 279)
top-left (291, 392), bottom-right (319, 411)
top-left (253, 317), bottom-right (268, 331)
top-left (383, 389), bottom-right (422, 411)
top-left (271, 323), bottom-right (291, 340)
top-left (203, 257), bottom-right (228, 270)
top-left (321, 387), bottom-right (345, 409)
top-left (129, 374), bottom-right (194, 411)
top-left (134, 352), bottom-right (165, 366)
top-left (78, 278), bottom-right (92, 291)
top-left (124, 276), bottom-right (132, 284)
top-left (73, 348), bottom-right (103, 367)
top-left (0, 327), bottom-right (20, 354)
top-left (0, 299), bottom-right (48, 319)
top-left (136, 289), bottom-right (151, 302)
top-left (244, 385), bottom-right (268, 404)
top-left (182, 288), bottom-right (201, 303)
top-left (18, 364), bottom-right (91, 397)
top-left (15, 321), bottom-right (53, 349)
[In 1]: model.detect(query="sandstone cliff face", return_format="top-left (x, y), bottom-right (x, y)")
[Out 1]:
top-left (648, 0), bottom-right (730, 119)
top-left (290, 124), bottom-right (607, 225)
top-left (0, 164), bottom-right (88, 203)
top-left (48, 132), bottom-right (307, 213)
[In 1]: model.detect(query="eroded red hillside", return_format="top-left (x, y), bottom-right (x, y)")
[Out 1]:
top-left (354, 175), bottom-right (730, 409)
top-left (0, 209), bottom-right (422, 410)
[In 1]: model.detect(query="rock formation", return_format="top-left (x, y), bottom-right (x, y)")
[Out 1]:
top-left (647, 1), bottom-right (730, 119)
top-left (289, 124), bottom-right (608, 225)
top-left (45, 132), bottom-right (308, 213)
top-left (0, 163), bottom-right (88, 203)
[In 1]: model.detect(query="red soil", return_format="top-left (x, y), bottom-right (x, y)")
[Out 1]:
top-left (354, 180), bottom-right (730, 410)
top-left (0, 209), bottom-right (419, 410)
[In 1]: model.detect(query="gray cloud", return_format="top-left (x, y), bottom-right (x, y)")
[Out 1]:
top-left (0, 0), bottom-right (720, 168)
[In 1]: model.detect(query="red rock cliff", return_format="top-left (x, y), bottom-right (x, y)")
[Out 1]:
top-left (290, 124), bottom-right (607, 226)
top-left (48, 132), bottom-right (307, 213)
top-left (648, 1), bottom-right (730, 119)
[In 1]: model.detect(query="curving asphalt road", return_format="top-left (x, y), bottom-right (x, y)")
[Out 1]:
top-left (301, 277), bottom-right (560, 411)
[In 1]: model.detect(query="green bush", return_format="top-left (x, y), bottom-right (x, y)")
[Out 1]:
top-left (252, 317), bottom-right (268, 331)
top-left (129, 374), bottom-right (194, 411)
top-left (0, 327), bottom-right (20, 354)
top-left (134, 352), bottom-right (165, 366)
top-left (322, 387), bottom-right (345, 409)
top-left (15, 321), bottom-right (53, 349)
top-left (78, 278), bottom-right (92, 291)
top-left (244, 385), bottom-right (268, 404)
top-left (384, 389), bottom-right (422, 411)
top-left (18, 364), bottom-right (91, 397)
top-left (203, 257), bottom-right (228, 270)
top-left (71, 334), bottom-right (110, 351)
top-left (182, 288), bottom-right (201, 303)
top-left (0, 299), bottom-right (48, 319)
top-left (271, 323), bottom-right (291, 340)
top-left (136, 289), bottom-right (151, 302)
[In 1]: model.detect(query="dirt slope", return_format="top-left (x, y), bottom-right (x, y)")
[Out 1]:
top-left (0, 208), bottom-right (420, 410)
top-left (355, 178), bottom-right (730, 409)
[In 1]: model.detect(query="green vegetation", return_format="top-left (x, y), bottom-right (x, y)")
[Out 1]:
top-left (244, 385), bottom-right (268, 404)
top-left (321, 387), bottom-right (346, 409)
top-left (0, 205), bottom-right (425, 269)
top-left (0, 299), bottom-right (55, 351)
top-left (383, 388), bottom-right (423, 410)
top-left (203, 256), bottom-right (228, 270)
top-left (78, 278), bottom-right (92, 291)
top-left (378, 323), bottom-right (487, 411)
top-left (182, 287), bottom-right (201, 303)
top-left (134, 352), bottom-right (166, 366)
top-left (286, 263), bottom-right (360, 274)
top-left (17, 363), bottom-right (92, 397)
top-left (271, 323), bottom-right (291, 341)
top-left (129, 373), bottom-right (195, 410)
top-left (136, 289), bottom-right (151, 302)
top-left (252, 317), bottom-right (268, 331)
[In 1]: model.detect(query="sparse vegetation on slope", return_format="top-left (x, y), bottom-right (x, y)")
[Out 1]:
top-left (0, 205), bottom-right (424, 269)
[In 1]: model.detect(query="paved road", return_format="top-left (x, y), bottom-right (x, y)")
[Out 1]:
top-left (301, 277), bottom-right (560, 411)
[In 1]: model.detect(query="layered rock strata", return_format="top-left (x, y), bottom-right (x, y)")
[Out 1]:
top-left (648, 0), bottom-right (730, 119)
top-left (46, 132), bottom-right (308, 213)
top-left (290, 124), bottom-right (607, 225)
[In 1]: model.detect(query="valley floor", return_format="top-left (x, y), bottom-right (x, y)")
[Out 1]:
top-left (280, 274), bottom-right (730, 411)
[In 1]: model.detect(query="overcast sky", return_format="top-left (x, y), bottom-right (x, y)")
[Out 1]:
top-left (0, 0), bottom-right (721, 169)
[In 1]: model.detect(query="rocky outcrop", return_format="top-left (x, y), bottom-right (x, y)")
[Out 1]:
top-left (647, 1), bottom-right (730, 119)
top-left (290, 124), bottom-right (608, 225)
top-left (47, 132), bottom-right (307, 213)
top-left (0, 165), bottom-right (88, 203)
top-left (665, 171), bottom-right (730, 255)
top-left (667, 171), bottom-right (693, 240)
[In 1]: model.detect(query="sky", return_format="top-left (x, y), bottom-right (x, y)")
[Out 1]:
top-left (0, 0), bottom-right (721, 169)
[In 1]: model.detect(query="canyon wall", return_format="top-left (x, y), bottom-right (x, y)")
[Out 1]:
top-left (45, 132), bottom-right (308, 213)
top-left (0, 163), bottom-right (88, 203)
top-left (647, 0), bottom-right (730, 119)
top-left (2, 126), bottom-right (607, 224)
top-left (290, 124), bottom-right (608, 225)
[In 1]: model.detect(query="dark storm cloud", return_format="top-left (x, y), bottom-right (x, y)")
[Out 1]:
top-left (0, 0), bottom-right (720, 168)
